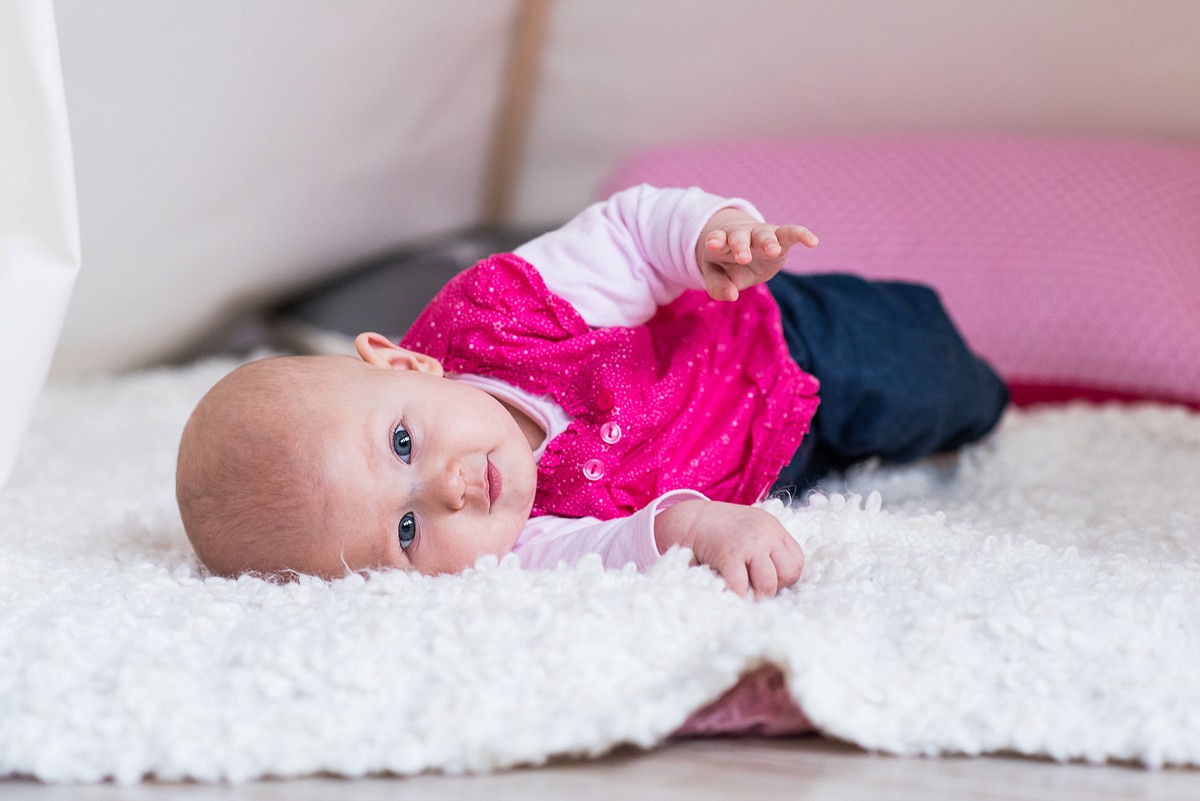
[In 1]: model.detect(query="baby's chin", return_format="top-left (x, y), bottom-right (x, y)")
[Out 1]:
top-left (481, 518), bottom-right (529, 570)
top-left (490, 519), bottom-right (528, 563)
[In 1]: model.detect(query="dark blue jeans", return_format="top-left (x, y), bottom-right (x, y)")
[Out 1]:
top-left (767, 273), bottom-right (1009, 491)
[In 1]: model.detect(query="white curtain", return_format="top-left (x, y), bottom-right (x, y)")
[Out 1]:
top-left (0, 0), bottom-right (81, 489)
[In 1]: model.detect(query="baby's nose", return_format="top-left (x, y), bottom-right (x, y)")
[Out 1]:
top-left (438, 461), bottom-right (466, 510)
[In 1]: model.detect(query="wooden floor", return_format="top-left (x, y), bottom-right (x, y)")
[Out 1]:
top-left (4, 737), bottom-right (1199, 800)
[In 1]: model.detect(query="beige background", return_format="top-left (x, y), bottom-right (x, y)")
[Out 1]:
top-left (49, 0), bottom-right (1200, 375)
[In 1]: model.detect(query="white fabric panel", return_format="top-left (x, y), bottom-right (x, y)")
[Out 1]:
top-left (51, 0), bottom-right (514, 376)
top-left (514, 0), bottom-right (1200, 224)
top-left (0, 0), bottom-right (81, 489)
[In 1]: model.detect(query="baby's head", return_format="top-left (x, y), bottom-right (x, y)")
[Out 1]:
top-left (176, 333), bottom-right (538, 580)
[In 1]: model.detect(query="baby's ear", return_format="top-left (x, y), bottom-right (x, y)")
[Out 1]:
top-left (354, 332), bottom-right (444, 376)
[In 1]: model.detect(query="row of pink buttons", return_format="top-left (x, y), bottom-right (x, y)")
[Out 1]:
top-left (583, 421), bottom-right (623, 481)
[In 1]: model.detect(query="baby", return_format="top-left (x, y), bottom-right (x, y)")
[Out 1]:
top-left (177, 185), bottom-right (1007, 597)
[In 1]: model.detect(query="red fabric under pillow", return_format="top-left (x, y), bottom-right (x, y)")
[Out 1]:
top-left (1008, 382), bottom-right (1200, 409)
top-left (601, 138), bottom-right (1200, 408)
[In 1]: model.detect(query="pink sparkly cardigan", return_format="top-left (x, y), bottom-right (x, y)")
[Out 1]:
top-left (401, 252), bottom-right (818, 521)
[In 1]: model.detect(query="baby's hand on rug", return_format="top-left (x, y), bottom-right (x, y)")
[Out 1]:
top-left (698, 208), bottom-right (819, 302)
top-left (655, 500), bottom-right (804, 598)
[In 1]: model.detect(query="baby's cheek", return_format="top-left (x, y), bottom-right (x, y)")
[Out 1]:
top-left (452, 520), bottom-right (525, 574)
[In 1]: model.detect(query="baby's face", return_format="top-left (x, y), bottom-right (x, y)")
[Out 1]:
top-left (290, 350), bottom-right (538, 578)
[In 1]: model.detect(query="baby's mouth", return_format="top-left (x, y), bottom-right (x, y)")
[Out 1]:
top-left (486, 458), bottom-right (502, 509)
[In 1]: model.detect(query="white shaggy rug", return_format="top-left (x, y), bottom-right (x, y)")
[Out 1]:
top-left (2, 357), bottom-right (1199, 783)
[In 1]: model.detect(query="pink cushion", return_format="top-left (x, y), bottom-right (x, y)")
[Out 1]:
top-left (673, 665), bottom-right (812, 739)
top-left (602, 138), bottom-right (1200, 407)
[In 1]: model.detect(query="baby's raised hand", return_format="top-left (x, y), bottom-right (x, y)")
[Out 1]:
top-left (698, 209), bottom-right (819, 302)
top-left (655, 499), bottom-right (805, 598)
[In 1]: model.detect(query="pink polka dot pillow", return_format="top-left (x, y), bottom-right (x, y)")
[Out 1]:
top-left (601, 138), bottom-right (1200, 408)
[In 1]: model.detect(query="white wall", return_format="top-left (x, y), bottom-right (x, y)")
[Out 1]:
top-left (51, 0), bottom-right (515, 375)
top-left (45, 0), bottom-right (1200, 376)
top-left (513, 0), bottom-right (1200, 223)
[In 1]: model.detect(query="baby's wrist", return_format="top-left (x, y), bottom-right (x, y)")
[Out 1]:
top-left (653, 498), bottom-right (709, 554)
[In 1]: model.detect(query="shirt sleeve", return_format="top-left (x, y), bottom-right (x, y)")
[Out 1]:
top-left (513, 184), bottom-right (763, 328)
top-left (512, 489), bottom-right (708, 571)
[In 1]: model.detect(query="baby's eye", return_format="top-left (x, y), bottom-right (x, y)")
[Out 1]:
top-left (399, 512), bottom-right (416, 551)
top-left (392, 425), bottom-right (412, 463)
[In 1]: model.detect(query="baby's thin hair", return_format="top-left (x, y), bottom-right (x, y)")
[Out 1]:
top-left (176, 355), bottom-right (345, 579)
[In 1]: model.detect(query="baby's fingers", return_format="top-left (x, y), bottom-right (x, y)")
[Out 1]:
top-left (751, 226), bottom-right (783, 258)
top-left (771, 541), bottom-right (804, 590)
top-left (705, 228), bottom-right (728, 255)
top-left (748, 554), bottom-right (780, 598)
top-left (726, 227), bottom-right (753, 264)
top-left (703, 267), bottom-right (739, 302)
top-left (776, 224), bottom-right (819, 249)
top-left (718, 559), bottom-right (751, 597)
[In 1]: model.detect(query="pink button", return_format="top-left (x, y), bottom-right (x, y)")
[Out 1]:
top-left (582, 459), bottom-right (605, 481)
top-left (596, 388), bottom-right (615, 411)
top-left (600, 422), bottom-right (622, 444)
